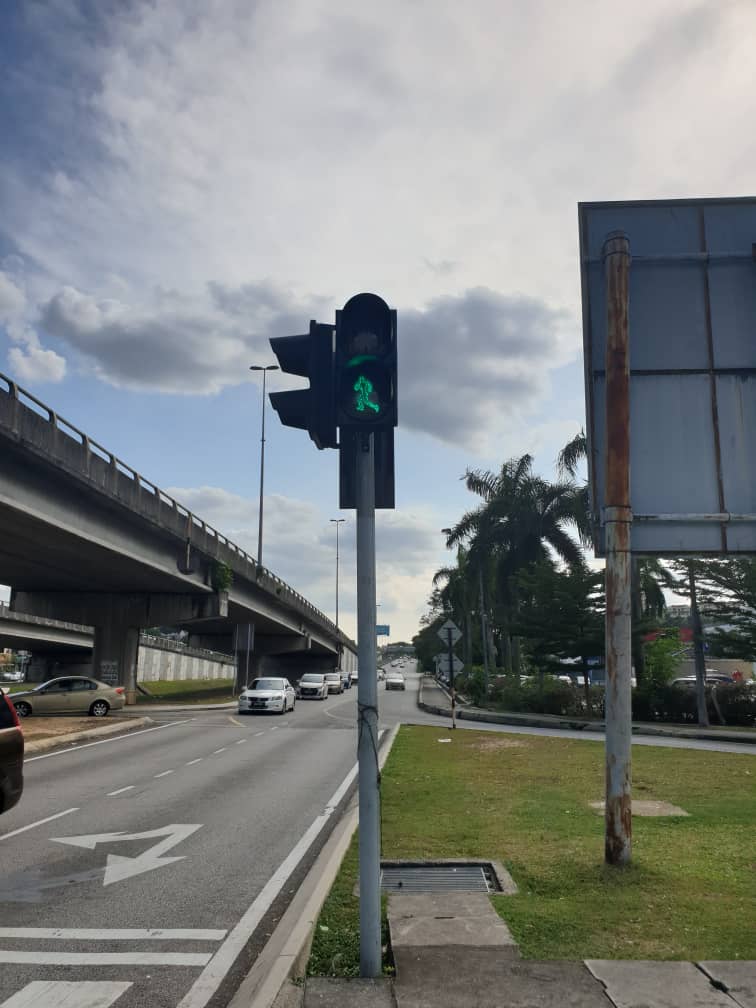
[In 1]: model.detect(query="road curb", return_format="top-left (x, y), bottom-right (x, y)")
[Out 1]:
top-left (229, 723), bottom-right (402, 1008)
top-left (23, 716), bottom-right (155, 755)
top-left (416, 677), bottom-right (756, 745)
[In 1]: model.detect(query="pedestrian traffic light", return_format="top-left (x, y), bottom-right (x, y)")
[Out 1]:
top-left (335, 294), bottom-right (397, 430)
top-left (269, 321), bottom-right (337, 450)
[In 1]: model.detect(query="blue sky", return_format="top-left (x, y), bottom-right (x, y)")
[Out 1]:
top-left (1, 0), bottom-right (753, 638)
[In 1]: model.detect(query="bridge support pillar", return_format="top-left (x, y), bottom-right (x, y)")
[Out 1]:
top-left (93, 623), bottom-right (140, 704)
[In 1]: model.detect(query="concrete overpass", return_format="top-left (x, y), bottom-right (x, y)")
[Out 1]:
top-left (0, 605), bottom-right (238, 684)
top-left (0, 373), bottom-right (356, 698)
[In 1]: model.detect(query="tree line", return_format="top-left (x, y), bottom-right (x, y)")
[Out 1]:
top-left (413, 432), bottom-right (756, 716)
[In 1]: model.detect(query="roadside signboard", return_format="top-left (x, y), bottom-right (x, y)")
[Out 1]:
top-left (437, 619), bottom-right (462, 645)
top-left (375, 624), bottom-right (390, 636)
top-left (436, 653), bottom-right (464, 675)
top-left (580, 197), bottom-right (756, 555)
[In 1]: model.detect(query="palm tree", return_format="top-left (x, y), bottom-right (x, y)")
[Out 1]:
top-left (557, 430), bottom-right (673, 684)
top-left (446, 454), bottom-right (587, 674)
top-left (432, 546), bottom-right (475, 670)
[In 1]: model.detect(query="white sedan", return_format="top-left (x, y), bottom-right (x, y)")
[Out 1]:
top-left (238, 677), bottom-right (296, 715)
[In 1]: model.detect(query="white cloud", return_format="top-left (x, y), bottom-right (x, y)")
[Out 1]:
top-left (0, 272), bottom-right (26, 320)
top-left (7, 344), bottom-right (67, 384)
top-left (39, 282), bottom-right (324, 395)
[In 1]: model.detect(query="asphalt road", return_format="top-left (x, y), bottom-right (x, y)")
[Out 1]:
top-left (1, 664), bottom-right (752, 1008)
top-left (0, 683), bottom-right (377, 1008)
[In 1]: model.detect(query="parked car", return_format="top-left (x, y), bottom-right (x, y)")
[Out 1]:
top-left (341, 671), bottom-right (351, 690)
top-left (385, 671), bottom-right (406, 691)
top-left (298, 673), bottom-right (329, 700)
top-left (12, 677), bottom-right (125, 718)
top-left (377, 667), bottom-right (385, 681)
top-left (0, 692), bottom-right (23, 815)
top-left (671, 673), bottom-right (735, 688)
top-left (349, 670), bottom-right (359, 685)
top-left (238, 677), bottom-right (296, 715)
top-left (324, 672), bottom-right (344, 695)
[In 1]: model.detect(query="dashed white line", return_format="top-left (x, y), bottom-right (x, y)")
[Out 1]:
top-left (0, 807), bottom-right (79, 842)
top-left (0, 927), bottom-right (227, 941)
top-left (235, 739), bottom-right (247, 745)
top-left (212, 748), bottom-right (227, 754)
top-left (153, 770), bottom-right (174, 779)
top-left (254, 731), bottom-right (265, 737)
top-left (269, 727), bottom-right (278, 732)
top-left (106, 786), bottom-right (135, 797)
top-left (0, 951), bottom-right (213, 966)
top-left (186, 758), bottom-right (203, 766)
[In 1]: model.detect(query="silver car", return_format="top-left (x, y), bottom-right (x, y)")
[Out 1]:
top-left (238, 677), bottom-right (296, 715)
top-left (12, 677), bottom-right (126, 718)
top-left (297, 673), bottom-right (328, 700)
top-left (324, 672), bottom-right (343, 695)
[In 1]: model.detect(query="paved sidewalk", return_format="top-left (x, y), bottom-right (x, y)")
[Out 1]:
top-left (295, 889), bottom-right (756, 1007)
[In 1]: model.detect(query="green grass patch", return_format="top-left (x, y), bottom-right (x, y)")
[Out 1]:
top-left (135, 678), bottom-right (236, 704)
top-left (309, 725), bottom-right (756, 975)
top-left (307, 838), bottom-right (393, 978)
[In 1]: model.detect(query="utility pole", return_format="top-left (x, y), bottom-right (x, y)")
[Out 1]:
top-left (330, 518), bottom-right (345, 628)
top-left (249, 363), bottom-right (279, 569)
top-left (603, 231), bottom-right (633, 866)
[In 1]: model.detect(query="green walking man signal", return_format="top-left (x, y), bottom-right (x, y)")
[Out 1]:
top-left (353, 374), bottom-right (380, 414)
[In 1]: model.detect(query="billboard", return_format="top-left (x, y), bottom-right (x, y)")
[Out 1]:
top-left (580, 197), bottom-right (756, 555)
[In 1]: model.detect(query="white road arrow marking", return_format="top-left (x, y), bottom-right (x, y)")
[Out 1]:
top-left (51, 824), bottom-right (202, 886)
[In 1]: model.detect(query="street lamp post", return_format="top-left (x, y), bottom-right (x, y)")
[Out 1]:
top-left (249, 364), bottom-right (279, 569)
top-left (330, 518), bottom-right (345, 628)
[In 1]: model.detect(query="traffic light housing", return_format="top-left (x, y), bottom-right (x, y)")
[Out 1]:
top-left (269, 321), bottom-right (337, 450)
top-left (335, 294), bottom-right (397, 430)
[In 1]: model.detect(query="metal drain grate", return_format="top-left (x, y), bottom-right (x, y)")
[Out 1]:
top-left (380, 863), bottom-right (497, 893)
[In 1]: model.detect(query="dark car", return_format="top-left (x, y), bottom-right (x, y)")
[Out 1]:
top-left (0, 691), bottom-right (24, 815)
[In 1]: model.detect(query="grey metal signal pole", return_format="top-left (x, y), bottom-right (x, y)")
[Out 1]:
top-left (447, 627), bottom-right (457, 729)
top-left (355, 432), bottom-right (381, 976)
top-left (603, 231), bottom-right (633, 866)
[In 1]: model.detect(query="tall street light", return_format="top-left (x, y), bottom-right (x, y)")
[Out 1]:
top-left (250, 364), bottom-right (279, 569)
top-left (330, 518), bottom-right (346, 628)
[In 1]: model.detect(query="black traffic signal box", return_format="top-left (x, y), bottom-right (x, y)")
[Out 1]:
top-left (269, 321), bottom-right (337, 449)
top-left (335, 293), bottom-right (397, 431)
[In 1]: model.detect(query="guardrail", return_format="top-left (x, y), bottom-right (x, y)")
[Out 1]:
top-left (0, 372), bottom-right (349, 643)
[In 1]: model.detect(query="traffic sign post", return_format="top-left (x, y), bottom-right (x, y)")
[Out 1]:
top-left (355, 433), bottom-right (381, 976)
top-left (438, 619), bottom-right (462, 729)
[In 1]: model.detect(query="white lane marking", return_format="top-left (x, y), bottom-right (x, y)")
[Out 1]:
top-left (269, 727), bottom-right (278, 731)
top-left (25, 720), bottom-right (194, 763)
top-left (0, 807), bottom-right (79, 842)
top-left (106, 786), bottom-right (135, 797)
top-left (235, 739), bottom-right (247, 745)
top-left (186, 758), bottom-right (203, 766)
top-left (0, 980), bottom-right (132, 1008)
top-left (0, 951), bottom-right (212, 966)
top-left (52, 823), bottom-right (202, 887)
top-left (212, 747), bottom-right (226, 754)
top-left (154, 770), bottom-right (174, 778)
top-left (176, 760), bottom-right (360, 1008)
top-left (0, 928), bottom-right (226, 941)
top-left (254, 731), bottom-right (265, 737)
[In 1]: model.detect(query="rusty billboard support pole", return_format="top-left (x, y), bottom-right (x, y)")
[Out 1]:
top-left (603, 231), bottom-right (633, 866)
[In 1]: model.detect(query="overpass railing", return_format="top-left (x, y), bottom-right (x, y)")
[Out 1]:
top-left (0, 373), bottom-right (354, 649)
